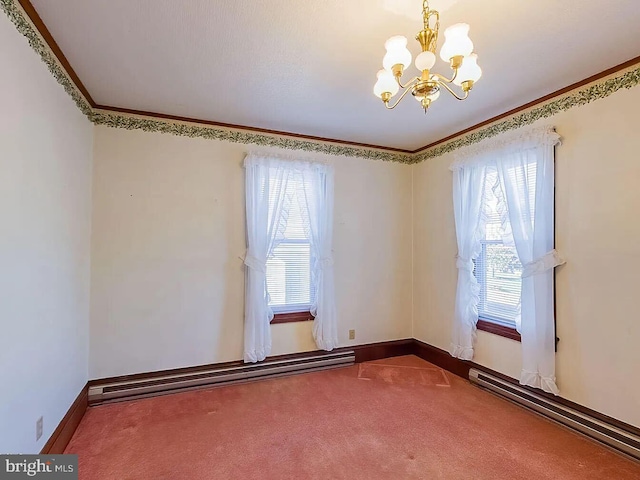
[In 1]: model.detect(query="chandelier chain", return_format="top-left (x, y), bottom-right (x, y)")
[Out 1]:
top-left (422, 1), bottom-right (439, 52)
top-left (422, 0), bottom-right (430, 30)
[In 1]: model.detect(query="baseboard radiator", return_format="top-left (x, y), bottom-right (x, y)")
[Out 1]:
top-left (89, 350), bottom-right (355, 405)
top-left (469, 369), bottom-right (640, 461)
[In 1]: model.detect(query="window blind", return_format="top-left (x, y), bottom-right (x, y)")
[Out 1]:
top-left (265, 173), bottom-right (314, 313)
top-left (475, 164), bottom-right (537, 326)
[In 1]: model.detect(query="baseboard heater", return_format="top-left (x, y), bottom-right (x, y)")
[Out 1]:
top-left (89, 350), bottom-right (355, 405)
top-left (469, 369), bottom-right (640, 461)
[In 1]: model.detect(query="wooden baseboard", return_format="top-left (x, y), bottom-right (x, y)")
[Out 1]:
top-left (346, 338), bottom-right (415, 363)
top-left (412, 339), bottom-right (473, 379)
top-left (40, 384), bottom-right (88, 454)
top-left (411, 339), bottom-right (640, 438)
top-left (89, 339), bottom-right (415, 387)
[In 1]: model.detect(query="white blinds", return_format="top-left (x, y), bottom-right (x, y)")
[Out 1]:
top-left (475, 163), bottom-right (537, 326)
top-left (265, 174), bottom-right (314, 313)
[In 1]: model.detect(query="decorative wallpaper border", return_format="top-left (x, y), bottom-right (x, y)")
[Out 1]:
top-left (413, 65), bottom-right (640, 163)
top-left (0, 0), bottom-right (92, 117)
top-left (89, 111), bottom-right (413, 164)
top-left (3, 0), bottom-right (640, 165)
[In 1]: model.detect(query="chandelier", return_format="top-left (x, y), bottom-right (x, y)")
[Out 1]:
top-left (373, 0), bottom-right (482, 113)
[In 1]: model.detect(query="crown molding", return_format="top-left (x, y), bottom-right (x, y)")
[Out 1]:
top-left (3, 0), bottom-right (640, 165)
top-left (1, 0), bottom-right (92, 116)
top-left (15, 0), bottom-right (96, 107)
top-left (90, 108), bottom-right (413, 163)
top-left (412, 59), bottom-right (640, 162)
top-left (93, 105), bottom-right (413, 155)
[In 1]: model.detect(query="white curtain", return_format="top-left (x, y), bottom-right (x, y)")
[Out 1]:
top-left (243, 154), bottom-right (337, 363)
top-left (450, 163), bottom-right (488, 360)
top-left (244, 155), bottom-right (294, 363)
top-left (495, 131), bottom-right (564, 394)
top-left (299, 164), bottom-right (338, 351)
top-left (450, 126), bottom-right (564, 393)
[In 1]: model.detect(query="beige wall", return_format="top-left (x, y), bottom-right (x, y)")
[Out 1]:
top-left (91, 83), bottom-right (640, 428)
top-left (413, 84), bottom-right (640, 427)
top-left (0, 15), bottom-right (93, 453)
top-left (90, 126), bottom-right (413, 379)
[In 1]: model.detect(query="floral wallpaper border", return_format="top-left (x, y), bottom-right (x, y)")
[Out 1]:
top-left (89, 111), bottom-right (412, 164)
top-left (0, 0), bottom-right (92, 117)
top-left (413, 65), bottom-right (640, 162)
top-left (3, 0), bottom-right (640, 165)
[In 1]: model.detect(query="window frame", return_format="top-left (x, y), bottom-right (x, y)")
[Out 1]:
top-left (477, 318), bottom-right (521, 341)
top-left (271, 310), bottom-right (315, 324)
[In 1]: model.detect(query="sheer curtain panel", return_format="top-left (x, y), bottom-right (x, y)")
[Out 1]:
top-left (450, 162), bottom-right (488, 360)
top-left (300, 164), bottom-right (338, 351)
top-left (495, 130), bottom-right (564, 394)
top-left (243, 155), bottom-right (293, 362)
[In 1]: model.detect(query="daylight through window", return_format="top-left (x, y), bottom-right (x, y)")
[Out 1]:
top-left (265, 175), bottom-right (314, 314)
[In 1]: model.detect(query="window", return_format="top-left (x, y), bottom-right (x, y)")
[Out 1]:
top-left (474, 163), bottom-right (537, 331)
top-left (265, 175), bottom-right (315, 322)
top-left (450, 127), bottom-right (560, 383)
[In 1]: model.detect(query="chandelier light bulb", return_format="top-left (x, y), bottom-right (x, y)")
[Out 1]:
top-left (384, 35), bottom-right (408, 51)
top-left (439, 23), bottom-right (473, 62)
top-left (383, 35), bottom-right (412, 70)
top-left (373, 69), bottom-right (400, 98)
top-left (453, 53), bottom-right (482, 86)
top-left (415, 51), bottom-right (436, 72)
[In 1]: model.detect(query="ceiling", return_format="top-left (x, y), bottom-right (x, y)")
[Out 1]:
top-left (29, 0), bottom-right (640, 151)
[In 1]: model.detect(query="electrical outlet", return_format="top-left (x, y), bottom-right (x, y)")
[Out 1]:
top-left (349, 329), bottom-right (355, 340)
top-left (36, 416), bottom-right (43, 441)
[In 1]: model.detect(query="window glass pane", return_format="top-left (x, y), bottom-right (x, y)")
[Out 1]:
top-left (265, 172), bottom-right (313, 313)
top-left (266, 241), bottom-right (312, 311)
top-left (476, 241), bottom-right (522, 324)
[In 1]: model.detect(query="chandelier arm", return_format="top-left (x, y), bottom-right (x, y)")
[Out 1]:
top-left (438, 81), bottom-right (469, 101)
top-left (431, 69), bottom-right (458, 84)
top-left (396, 76), bottom-right (420, 89)
top-left (384, 84), bottom-right (417, 109)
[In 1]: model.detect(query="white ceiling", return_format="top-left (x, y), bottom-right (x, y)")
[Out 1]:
top-left (31, 0), bottom-right (640, 150)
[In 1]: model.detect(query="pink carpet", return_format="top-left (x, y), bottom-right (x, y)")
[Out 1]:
top-left (66, 355), bottom-right (640, 479)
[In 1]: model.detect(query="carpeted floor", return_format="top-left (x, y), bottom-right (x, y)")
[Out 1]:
top-left (66, 355), bottom-right (640, 479)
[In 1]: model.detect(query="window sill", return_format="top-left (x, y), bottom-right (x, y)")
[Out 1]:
top-left (477, 318), bottom-right (521, 342)
top-left (271, 311), bottom-right (314, 324)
